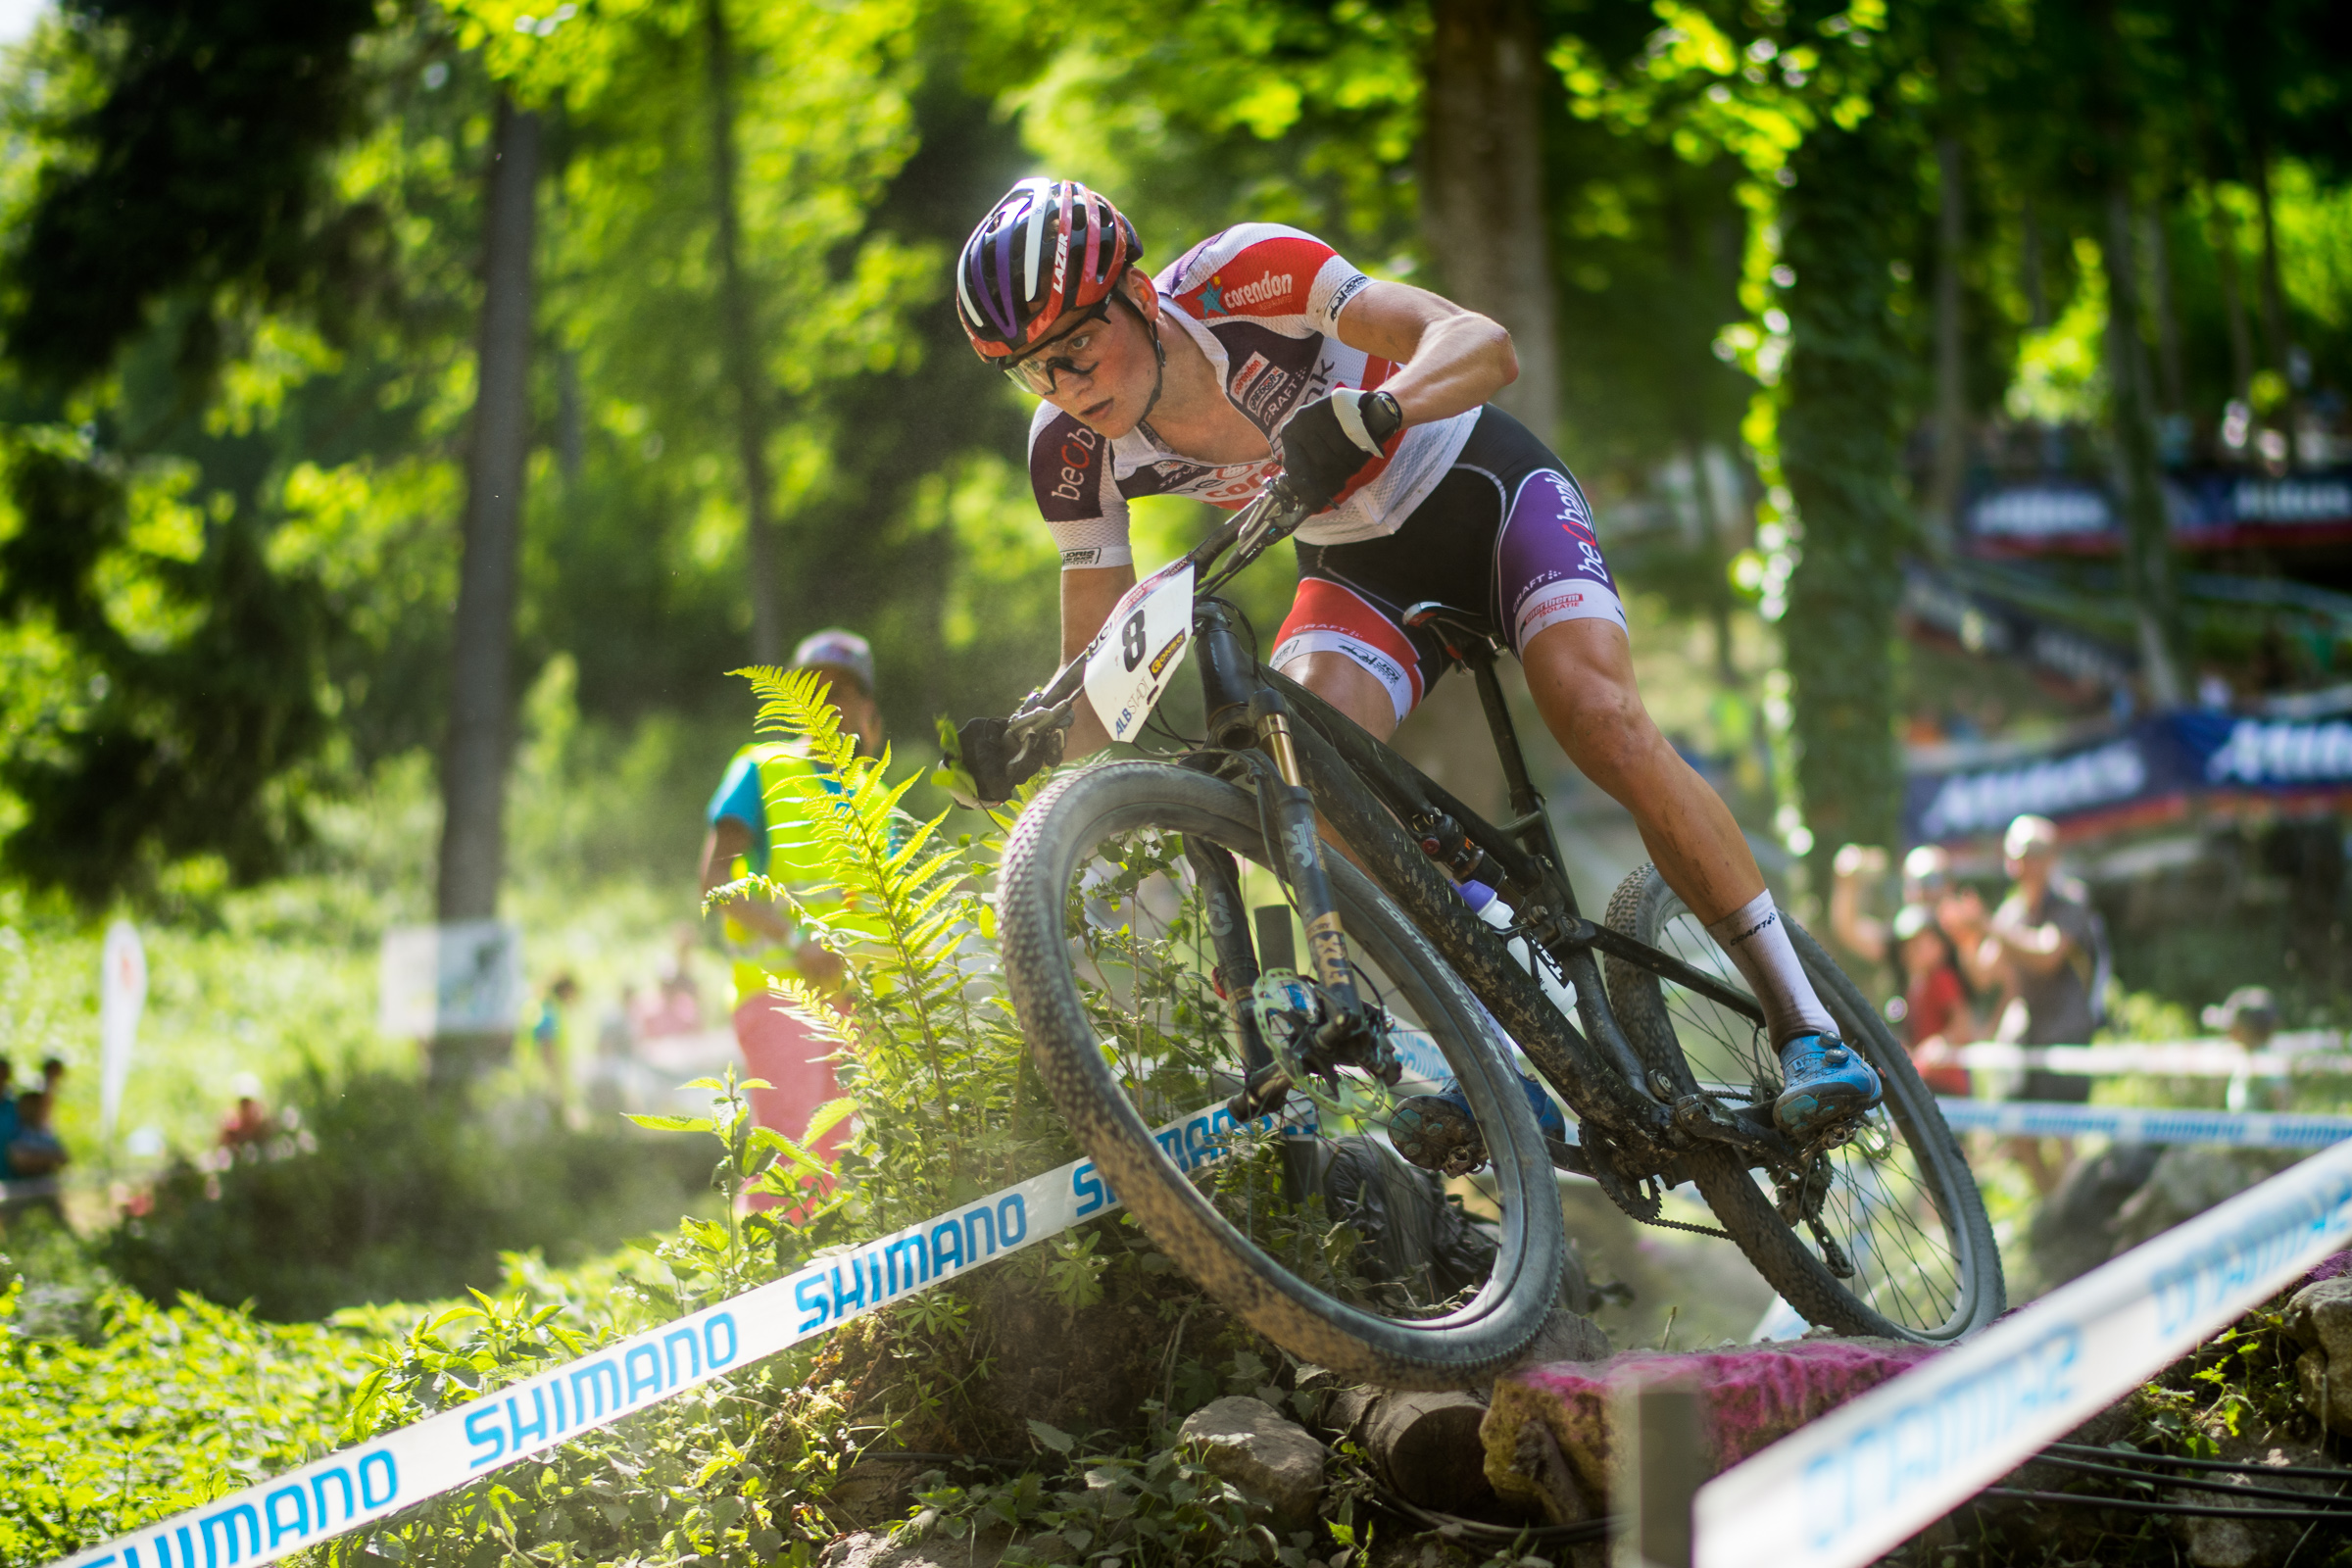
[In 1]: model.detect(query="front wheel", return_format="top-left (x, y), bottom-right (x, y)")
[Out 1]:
top-left (1603, 864), bottom-right (2003, 1343)
top-left (998, 760), bottom-right (1569, 1389)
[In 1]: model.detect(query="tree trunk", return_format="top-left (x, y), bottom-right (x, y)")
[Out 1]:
top-left (705, 0), bottom-right (782, 662)
top-left (2210, 195), bottom-right (2256, 400)
top-left (1422, 0), bottom-right (1557, 443)
top-left (1780, 116), bottom-right (1906, 877)
top-left (2141, 202), bottom-right (2185, 415)
top-left (2100, 186), bottom-right (2184, 705)
top-left (2021, 197), bottom-right (2048, 329)
top-left (439, 96), bottom-right (539, 926)
top-left (1926, 134), bottom-right (1967, 544)
top-left (2249, 150), bottom-right (2292, 390)
top-left (434, 96), bottom-right (539, 1082)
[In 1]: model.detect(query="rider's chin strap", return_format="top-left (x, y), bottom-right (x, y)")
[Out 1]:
top-left (1119, 288), bottom-right (1170, 444)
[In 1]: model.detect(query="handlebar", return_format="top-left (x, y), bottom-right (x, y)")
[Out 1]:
top-left (1000, 483), bottom-right (1312, 741)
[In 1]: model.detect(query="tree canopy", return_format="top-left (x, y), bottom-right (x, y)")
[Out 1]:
top-left (1, 0), bottom-right (2349, 904)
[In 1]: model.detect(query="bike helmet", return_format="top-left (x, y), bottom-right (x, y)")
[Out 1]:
top-left (956, 178), bottom-right (1142, 362)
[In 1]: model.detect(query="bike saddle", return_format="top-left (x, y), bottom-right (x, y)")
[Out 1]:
top-left (1400, 601), bottom-right (1500, 662)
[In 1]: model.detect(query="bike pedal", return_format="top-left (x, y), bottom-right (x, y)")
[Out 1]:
top-left (1392, 1095), bottom-right (1487, 1178)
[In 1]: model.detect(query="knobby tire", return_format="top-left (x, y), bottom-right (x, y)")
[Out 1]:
top-left (1602, 864), bottom-right (2004, 1343)
top-left (998, 760), bottom-right (1569, 1389)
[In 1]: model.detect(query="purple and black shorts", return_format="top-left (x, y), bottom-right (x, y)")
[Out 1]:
top-left (1271, 406), bottom-right (1626, 725)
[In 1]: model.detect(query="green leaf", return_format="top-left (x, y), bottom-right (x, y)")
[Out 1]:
top-left (1026, 1418), bottom-right (1075, 1454)
top-left (624, 1113), bottom-right (711, 1133)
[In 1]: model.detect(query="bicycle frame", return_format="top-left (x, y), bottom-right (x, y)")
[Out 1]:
top-left (995, 491), bottom-right (1800, 1197)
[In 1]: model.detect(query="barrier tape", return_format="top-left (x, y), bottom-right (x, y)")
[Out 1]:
top-left (1953, 1039), bottom-right (2352, 1078)
top-left (1935, 1097), bottom-right (2352, 1149)
top-left (48, 1099), bottom-right (1318, 1568)
top-left (1693, 1135), bottom-right (2352, 1568)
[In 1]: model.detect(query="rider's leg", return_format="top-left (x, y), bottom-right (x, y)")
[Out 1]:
top-left (1519, 619), bottom-right (1876, 1135)
top-left (1520, 618), bottom-right (1830, 1036)
top-left (1282, 649), bottom-right (1397, 740)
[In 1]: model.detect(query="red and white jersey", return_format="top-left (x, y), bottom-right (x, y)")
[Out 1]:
top-left (1028, 223), bottom-right (1479, 568)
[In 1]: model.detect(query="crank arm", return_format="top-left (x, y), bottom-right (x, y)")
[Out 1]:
top-left (1669, 1093), bottom-right (1798, 1166)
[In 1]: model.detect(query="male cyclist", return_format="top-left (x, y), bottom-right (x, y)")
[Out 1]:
top-left (951, 177), bottom-right (1876, 1145)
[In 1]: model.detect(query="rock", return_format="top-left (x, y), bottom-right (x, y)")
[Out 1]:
top-left (1364, 1390), bottom-right (1492, 1511)
top-left (1507, 1304), bottom-right (1612, 1371)
top-left (1487, 1406), bottom-right (1596, 1525)
top-left (2029, 1143), bottom-right (2163, 1291)
top-left (2162, 1436), bottom-right (2343, 1568)
top-left (818, 1527), bottom-right (1009, 1567)
top-left (823, 1460), bottom-right (929, 1532)
top-left (2283, 1277), bottom-right (2352, 1434)
top-left (1482, 1339), bottom-right (1941, 1499)
top-left (1177, 1395), bottom-right (1327, 1525)
top-left (2109, 1149), bottom-right (2301, 1257)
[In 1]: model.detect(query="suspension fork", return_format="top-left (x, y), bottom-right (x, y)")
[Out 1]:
top-left (1182, 839), bottom-right (1273, 1076)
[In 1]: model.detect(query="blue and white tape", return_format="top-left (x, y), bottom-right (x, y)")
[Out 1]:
top-left (1694, 1134), bottom-right (2352, 1568)
top-left (1936, 1097), bottom-right (2352, 1149)
top-left (46, 1099), bottom-right (1317, 1568)
top-left (1954, 1038), bottom-right (2352, 1078)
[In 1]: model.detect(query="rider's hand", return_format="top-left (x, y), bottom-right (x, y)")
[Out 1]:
top-left (1275, 389), bottom-right (1403, 514)
top-left (948, 714), bottom-right (1065, 808)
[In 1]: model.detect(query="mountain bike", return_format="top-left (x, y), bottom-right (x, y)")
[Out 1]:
top-left (958, 489), bottom-right (2002, 1390)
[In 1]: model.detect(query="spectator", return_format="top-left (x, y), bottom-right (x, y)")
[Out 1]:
top-left (219, 1072), bottom-right (275, 1152)
top-left (632, 925), bottom-right (706, 1039)
top-left (1830, 843), bottom-right (1955, 967)
top-left (1941, 813), bottom-right (2106, 1192)
top-left (2205, 986), bottom-right (2283, 1112)
top-left (531, 973), bottom-right (579, 1074)
top-left (8, 1089), bottom-right (68, 1178)
top-left (1889, 904), bottom-right (1977, 1097)
top-left (0, 1060), bottom-right (18, 1151)
top-left (39, 1056), bottom-right (65, 1100)
top-left (699, 629), bottom-right (881, 1208)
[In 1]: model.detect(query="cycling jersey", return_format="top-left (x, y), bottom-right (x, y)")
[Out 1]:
top-left (1028, 223), bottom-right (1478, 568)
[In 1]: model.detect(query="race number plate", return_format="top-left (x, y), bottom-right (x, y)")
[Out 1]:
top-left (1084, 561), bottom-right (1196, 744)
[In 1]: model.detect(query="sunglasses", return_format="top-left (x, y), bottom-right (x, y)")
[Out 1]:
top-left (1000, 296), bottom-right (1119, 396)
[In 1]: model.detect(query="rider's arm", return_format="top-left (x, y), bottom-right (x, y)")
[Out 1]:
top-left (1330, 280), bottom-right (1518, 428)
top-left (1059, 562), bottom-right (1138, 758)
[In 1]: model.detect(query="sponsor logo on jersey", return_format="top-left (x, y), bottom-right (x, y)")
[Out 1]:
top-left (1049, 425), bottom-right (1101, 505)
top-left (1202, 269), bottom-right (1294, 316)
top-left (1229, 352), bottom-right (1272, 404)
top-left (1325, 271), bottom-right (1371, 320)
top-left (1241, 364), bottom-right (1296, 417)
top-left (1061, 547), bottom-right (1103, 567)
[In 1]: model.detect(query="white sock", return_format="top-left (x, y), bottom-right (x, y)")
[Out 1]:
top-left (1704, 890), bottom-right (1838, 1049)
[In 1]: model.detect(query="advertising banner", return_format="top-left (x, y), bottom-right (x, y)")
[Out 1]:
top-left (1903, 708), bottom-right (2352, 843)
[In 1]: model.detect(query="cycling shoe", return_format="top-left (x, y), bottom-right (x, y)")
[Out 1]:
top-left (1773, 1033), bottom-right (1882, 1142)
top-left (1392, 1074), bottom-right (1566, 1178)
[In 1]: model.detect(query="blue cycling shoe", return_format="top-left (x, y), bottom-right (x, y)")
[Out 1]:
top-left (1392, 1074), bottom-right (1567, 1177)
top-left (1773, 1033), bottom-right (1882, 1142)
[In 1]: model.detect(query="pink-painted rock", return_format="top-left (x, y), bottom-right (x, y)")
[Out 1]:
top-left (1481, 1340), bottom-right (1942, 1511)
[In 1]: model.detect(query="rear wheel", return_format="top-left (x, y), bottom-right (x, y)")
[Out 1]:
top-left (1603, 864), bottom-right (2003, 1343)
top-left (998, 760), bottom-right (1569, 1389)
